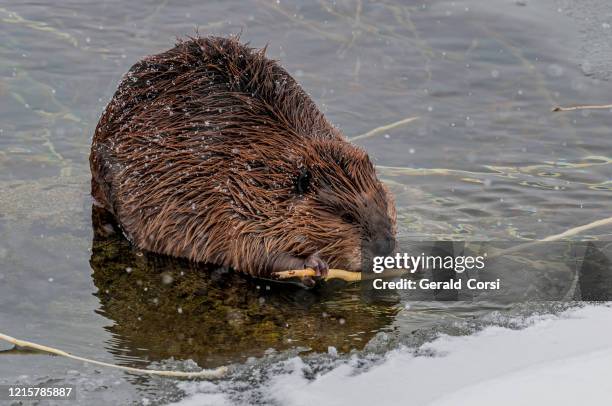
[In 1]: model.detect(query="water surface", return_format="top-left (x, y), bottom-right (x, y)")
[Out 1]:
top-left (0, 0), bottom-right (611, 404)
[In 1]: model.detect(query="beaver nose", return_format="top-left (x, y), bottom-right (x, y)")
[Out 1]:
top-left (370, 235), bottom-right (395, 257)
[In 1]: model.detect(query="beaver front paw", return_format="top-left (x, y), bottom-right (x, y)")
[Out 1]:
top-left (304, 253), bottom-right (329, 277)
top-left (267, 252), bottom-right (329, 287)
top-left (300, 254), bottom-right (328, 288)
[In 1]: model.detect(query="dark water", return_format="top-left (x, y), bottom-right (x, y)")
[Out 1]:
top-left (0, 0), bottom-right (611, 404)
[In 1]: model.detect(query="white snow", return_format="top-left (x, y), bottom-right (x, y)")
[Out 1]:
top-left (173, 304), bottom-right (612, 406)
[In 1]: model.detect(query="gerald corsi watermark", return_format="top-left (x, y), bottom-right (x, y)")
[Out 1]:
top-left (370, 252), bottom-right (501, 291)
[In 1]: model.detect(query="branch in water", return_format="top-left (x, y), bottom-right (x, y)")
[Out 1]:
top-left (552, 104), bottom-right (612, 112)
top-left (350, 116), bottom-right (419, 141)
top-left (0, 332), bottom-right (228, 378)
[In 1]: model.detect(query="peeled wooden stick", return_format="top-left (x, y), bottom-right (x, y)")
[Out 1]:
top-left (0, 332), bottom-right (228, 379)
top-left (274, 268), bottom-right (362, 282)
top-left (273, 268), bottom-right (408, 282)
top-left (350, 116), bottom-right (419, 141)
top-left (552, 104), bottom-right (612, 112)
top-left (488, 216), bottom-right (612, 258)
top-left (539, 216), bottom-right (612, 241)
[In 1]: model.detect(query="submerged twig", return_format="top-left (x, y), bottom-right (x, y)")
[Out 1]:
top-left (540, 216), bottom-right (612, 241)
top-left (256, 0), bottom-right (347, 43)
top-left (0, 7), bottom-right (79, 48)
top-left (552, 104), bottom-right (612, 112)
top-left (489, 216), bottom-right (612, 258)
top-left (350, 116), bottom-right (419, 141)
top-left (0, 332), bottom-right (227, 379)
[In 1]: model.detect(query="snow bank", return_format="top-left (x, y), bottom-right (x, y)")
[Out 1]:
top-left (174, 304), bottom-right (612, 406)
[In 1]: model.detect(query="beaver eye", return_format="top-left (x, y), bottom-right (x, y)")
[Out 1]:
top-left (341, 212), bottom-right (357, 224)
top-left (295, 168), bottom-right (311, 195)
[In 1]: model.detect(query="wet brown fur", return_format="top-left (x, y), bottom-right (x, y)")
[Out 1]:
top-left (90, 36), bottom-right (396, 278)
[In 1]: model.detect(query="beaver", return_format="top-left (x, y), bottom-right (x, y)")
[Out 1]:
top-left (90, 36), bottom-right (396, 284)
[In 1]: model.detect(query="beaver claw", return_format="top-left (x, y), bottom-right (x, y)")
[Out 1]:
top-left (304, 254), bottom-right (329, 278)
top-left (300, 254), bottom-right (328, 288)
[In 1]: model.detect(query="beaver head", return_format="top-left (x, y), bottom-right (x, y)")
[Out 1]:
top-left (212, 127), bottom-right (397, 278)
top-left (90, 36), bottom-right (396, 282)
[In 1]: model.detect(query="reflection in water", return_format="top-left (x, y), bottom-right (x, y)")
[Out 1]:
top-left (89, 205), bottom-right (399, 368)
